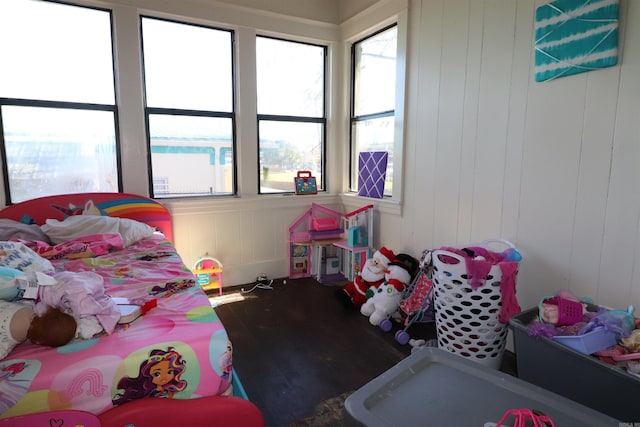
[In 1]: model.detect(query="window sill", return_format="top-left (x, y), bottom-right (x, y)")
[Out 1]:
top-left (339, 192), bottom-right (402, 216)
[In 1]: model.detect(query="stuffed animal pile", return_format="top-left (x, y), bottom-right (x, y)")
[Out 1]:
top-left (335, 247), bottom-right (395, 309)
top-left (360, 253), bottom-right (419, 326)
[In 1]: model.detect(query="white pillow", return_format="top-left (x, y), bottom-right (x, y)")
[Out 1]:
top-left (42, 215), bottom-right (155, 247)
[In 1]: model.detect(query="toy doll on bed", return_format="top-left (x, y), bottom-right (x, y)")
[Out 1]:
top-left (0, 300), bottom-right (77, 360)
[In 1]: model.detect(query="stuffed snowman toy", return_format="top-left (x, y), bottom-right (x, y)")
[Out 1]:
top-left (360, 254), bottom-right (414, 326)
top-left (336, 247), bottom-right (394, 308)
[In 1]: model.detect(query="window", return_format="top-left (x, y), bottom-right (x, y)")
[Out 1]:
top-left (256, 36), bottom-right (326, 194)
top-left (350, 25), bottom-right (397, 197)
top-left (141, 17), bottom-right (235, 198)
top-left (0, 0), bottom-right (118, 204)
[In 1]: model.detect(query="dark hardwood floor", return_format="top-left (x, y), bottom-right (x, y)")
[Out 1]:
top-left (212, 277), bottom-right (515, 427)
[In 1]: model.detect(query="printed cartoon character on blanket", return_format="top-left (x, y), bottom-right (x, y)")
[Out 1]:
top-left (335, 247), bottom-right (395, 309)
top-left (361, 253), bottom-right (419, 326)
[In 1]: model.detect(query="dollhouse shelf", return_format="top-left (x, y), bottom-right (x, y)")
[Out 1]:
top-left (332, 240), bottom-right (372, 282)
top-left (288, 203), bottom-right (375, 283)
top-left (288, 203), bottom-right (343, 280)
top-left (332, 204), bottom-right (374, 281)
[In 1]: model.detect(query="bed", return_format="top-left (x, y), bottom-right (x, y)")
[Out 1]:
top-left (0, 193), bottom-right (263, 426)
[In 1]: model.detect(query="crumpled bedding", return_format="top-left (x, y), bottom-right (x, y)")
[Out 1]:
top-left (41, 215), bottom-right (155, 247)
top-left (15, 233), bottom-right (124, 260)
top-left (0, 233), bottom-right (232, 418)
top-left (35, 270), bottom-right (120, 338)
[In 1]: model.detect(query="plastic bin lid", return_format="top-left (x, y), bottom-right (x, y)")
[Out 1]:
top-left (344, 348), bottom-right (619, 426)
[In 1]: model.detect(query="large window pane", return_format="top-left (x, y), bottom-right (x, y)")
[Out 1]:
top-left (256, 38), bottom-right (324, 117)
top-left (0, 0), bottom-right (115, 104)
top-left (142, 18), bottom-right (232, 112)
top-left (2, 106), bottom-right (117, 203)
top-left (353, 26), bottom-right (397, 116)
top-left (142, 17), bottom-right (235, 198)
top-left (148, 115), bottom-right (233, 196)
top-left (257, 36), bottom-right (326, 194)
top-left (351, 25), bottom-right (397, 197)
top-left (0, 0), bottom-right (118, 204)
top-left (259, 121), bottom-right (322, 193)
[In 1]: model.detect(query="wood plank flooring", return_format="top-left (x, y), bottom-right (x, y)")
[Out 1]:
top-left (212, 277), bottom-right (514, 427)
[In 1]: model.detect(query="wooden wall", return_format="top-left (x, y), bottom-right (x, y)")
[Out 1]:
top-left (380, 0), bottom-right (640, 311)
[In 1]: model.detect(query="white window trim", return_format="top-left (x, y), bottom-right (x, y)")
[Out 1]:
top-left (102, 0), bottom-right (340, 200)
top-left (29, 0), bottom-right (396, 207)
top-left (340, 1), bottom-right (407, 215)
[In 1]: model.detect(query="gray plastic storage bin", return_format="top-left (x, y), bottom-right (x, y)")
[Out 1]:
top-left (344, 347), bottom-right (618, 427)
top-left (509, 307), bottom-right (640, 422)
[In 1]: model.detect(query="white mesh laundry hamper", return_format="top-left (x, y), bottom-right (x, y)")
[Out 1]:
top-left (431, 241), bottom-right (520, 369)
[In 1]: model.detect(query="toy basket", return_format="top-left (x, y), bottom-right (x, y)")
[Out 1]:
top-left (432, 240), bottom-right (520, 369)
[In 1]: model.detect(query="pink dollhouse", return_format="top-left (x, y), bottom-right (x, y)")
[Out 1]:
top-left (288, 203), bottom-right (375, 283)
top-left (288, 203), bottom-right (343, 280)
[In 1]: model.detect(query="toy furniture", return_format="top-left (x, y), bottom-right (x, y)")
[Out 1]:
top-left (332, 205), bottom-right (374, 281)
top-left (193, 256), bottom-right (224, 295)
top-left (311, 240), bottom-right (342, 283)
top-left (288, 203), bottom-right (343, 281)
top-left (288, 203), bottom-right (376, 283)
top-left (333, 241), bottom-right (371, 282)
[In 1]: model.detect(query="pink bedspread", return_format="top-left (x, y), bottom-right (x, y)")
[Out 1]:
top-left (0, 234), bottom-right (232, 418)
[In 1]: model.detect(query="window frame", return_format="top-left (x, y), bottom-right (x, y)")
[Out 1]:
top-left (344, 10), bottom-right (407, 209)
top-left (0, 0), bottom-right (121, 205)
top-left (139, 15), bottom-right (237, 199)
top-left (255, 34), bottom-right (328, 195)
top-left (349, 23), bottom-right (397, 198)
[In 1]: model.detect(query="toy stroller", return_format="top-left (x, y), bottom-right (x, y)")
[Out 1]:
top-left (392, 250), bottom-right (436, 345)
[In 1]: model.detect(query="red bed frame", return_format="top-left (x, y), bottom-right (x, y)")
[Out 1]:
top-left (0, 192), bottom-right (174, 242)
top-left (0, 192), bottom-right (264, 427)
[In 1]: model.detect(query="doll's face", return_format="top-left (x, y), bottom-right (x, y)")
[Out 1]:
top-left (150, 360), bottom-right (175, 388)
top-left (361, 259), bottom-right (386, 282)
top-left (28, 308), bottom-right (77, 347)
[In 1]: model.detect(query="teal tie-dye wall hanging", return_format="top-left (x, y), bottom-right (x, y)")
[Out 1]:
top-left (534, 0), bottom-right (619, 82)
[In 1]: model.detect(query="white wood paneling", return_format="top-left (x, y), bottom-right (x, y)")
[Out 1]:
top-left (393, 0), bottom-right (640, 311)
top-left (432, 0), bottom-right (468, 245)
top-left (469, 0), bottom-right (515, 242)
top-left (599, 0), bottom-right (640, 307)
top-left (457, 0), bottom-right (484, 245)
top-left (501, 0), bottom-right (533, 243)
top-left (167, 195), bottom-right (345, 286)
top-left (405, 0), bottom-right (442, 252)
